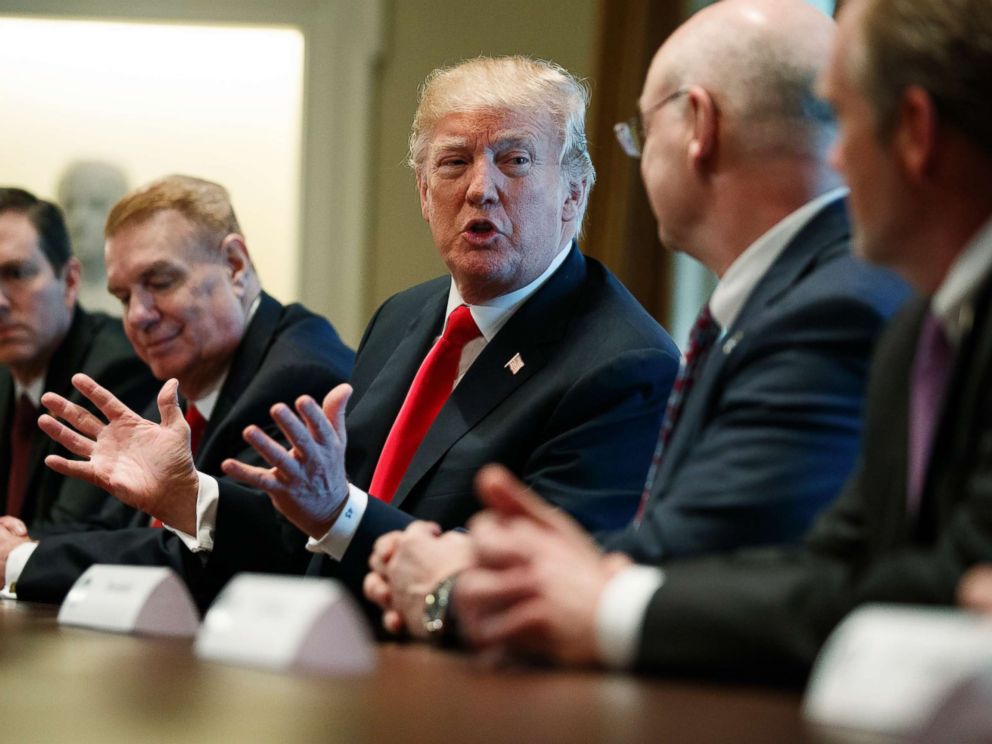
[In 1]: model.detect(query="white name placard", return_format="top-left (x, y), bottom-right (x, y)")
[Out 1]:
top-left (58, 564), bottom-right (200, 638)
top-left (194, 573), bottom-right (376, 675)
top-left (804, 604), bottom-right (992, 736)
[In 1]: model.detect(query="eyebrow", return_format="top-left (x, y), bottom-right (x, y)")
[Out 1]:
top-left (432, 131), bottom-right (538, 154)
top-left (107, 260), bottom-right (180, 294)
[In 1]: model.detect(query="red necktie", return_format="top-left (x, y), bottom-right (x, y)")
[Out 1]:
top-left (150, 403), bottom-right (207, 528)
top-left (6, 393), bottom-right (37, 519)
top-left (370, 305), bottom-right (481, 502)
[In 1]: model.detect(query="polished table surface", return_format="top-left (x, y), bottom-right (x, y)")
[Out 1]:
top-left (0, 600), bottom-right (808, 743)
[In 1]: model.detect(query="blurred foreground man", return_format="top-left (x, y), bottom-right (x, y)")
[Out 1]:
top-left (449, 0), bottom-right (992, 682)
top-left (364, 0), bottom-right (908, 641)
top-left (0, 188), bottom-right (155, 534)
top-left (3, 175), bottom-right (354, 605)
top-left (30, 60), bottom-right (679, 607)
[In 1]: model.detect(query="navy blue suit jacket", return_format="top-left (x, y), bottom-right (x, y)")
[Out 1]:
top-left (604, 198), bottom-right (910, 563)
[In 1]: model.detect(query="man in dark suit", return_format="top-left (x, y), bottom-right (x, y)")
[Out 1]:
top-left (362, 0), bottom-right (908, 640)
top-left (0, 188), bottom-right (156, 534)
top-left (1, 176), bottom-right (354, 605)
top-left (25, 60), bottom-right (678, 608)
top-left (449, 0), bottom-right (992, 681)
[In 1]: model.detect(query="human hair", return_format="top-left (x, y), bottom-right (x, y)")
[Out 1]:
top-left (0, 187), bottom-right (73, 272)
top-left (854, 0), bottom-right (992, 153)
top-left (408, 56), bottom-right (596, 220)
top-left (105, 174), bottom-right (244, 249)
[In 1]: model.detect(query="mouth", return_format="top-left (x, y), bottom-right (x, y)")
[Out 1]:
top-left (461, 219), bottom-right (500, 243)
top-left (140, 332), bottom-right (181, 354)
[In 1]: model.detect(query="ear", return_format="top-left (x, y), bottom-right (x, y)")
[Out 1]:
top-left (61, 257), bottom-right (81, 309)
top-left (220, 234), bottom-right (252, 295)
top-left (561, 176), bottom-right (588, 223)
top-left (417, 175), bottom-right (431, 222)
top-left (893, 85), bottom-right (938, 183)
top-left (685, 85), bottom-right (718, 173)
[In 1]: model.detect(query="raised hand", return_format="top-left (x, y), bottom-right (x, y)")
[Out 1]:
top-left (222, 383), bottom-right (353, 539)
top-left (39, 373), bottom-right (199, 533)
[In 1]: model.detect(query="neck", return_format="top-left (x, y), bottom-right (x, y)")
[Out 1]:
top-left (694, 158), bottom-right (840, 277)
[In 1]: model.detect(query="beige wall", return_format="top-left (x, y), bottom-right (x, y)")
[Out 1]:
top-left (364, 0), bottom-right (599, 320)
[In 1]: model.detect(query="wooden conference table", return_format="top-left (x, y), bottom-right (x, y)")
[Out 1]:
top-left (0, 600), bottom-right (808, 743)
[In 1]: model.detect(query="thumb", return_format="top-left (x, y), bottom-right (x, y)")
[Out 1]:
top-left (323, 383), bottom-right (353, 445)
top-left (474, 464), bottom-right (585, 538)
top-left (157, 379), bottom-right (185, 429)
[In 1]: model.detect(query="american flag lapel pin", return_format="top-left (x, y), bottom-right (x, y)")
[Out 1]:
top-left (505, 352), bottom-right (525, 375)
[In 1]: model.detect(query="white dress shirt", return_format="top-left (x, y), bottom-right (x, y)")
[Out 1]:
top-left (595, 189), bottom-right (850, 668)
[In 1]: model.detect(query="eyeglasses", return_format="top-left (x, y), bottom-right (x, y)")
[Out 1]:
top-left (613, 88), bottom-right (688, 159)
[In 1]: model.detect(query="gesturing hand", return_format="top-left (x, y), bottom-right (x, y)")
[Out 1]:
top-left (38, 373), bottom-right (200, 534)
top-left (222, 383), bottom-right (353, 539)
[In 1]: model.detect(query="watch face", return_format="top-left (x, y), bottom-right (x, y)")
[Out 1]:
top-left (423, 577), bottom-right (455, 638)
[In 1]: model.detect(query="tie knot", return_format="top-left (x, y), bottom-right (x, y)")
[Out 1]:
top-left (442, 305), bottom-right (482, 348)
top-left (686, 304), bottom-right (720, 361)
top-left (12, 393), bottom-right (37, 434)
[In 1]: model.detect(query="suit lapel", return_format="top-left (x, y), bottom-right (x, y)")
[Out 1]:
top-left (653, 199), bottom-right (850, 487)
top-left (389, 246), bottom-right (587, 508)
top-left (926, 273), bottom-right (992, 527)
top-left (196, 293), bottom-right (282, 470)
top-left (345, 289), bottom-right (448, 486)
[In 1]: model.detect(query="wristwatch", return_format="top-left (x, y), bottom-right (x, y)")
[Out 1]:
top-left (423, 575), bottom-right (458, 640)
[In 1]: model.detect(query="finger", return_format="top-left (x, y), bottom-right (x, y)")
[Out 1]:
top-left (369, 531), bottom-right (402, 574)
top-left (469, 597), bottom-right (550, 652)
top-left (476, 464), bottom-right (591, 543)
top-left (70, 373), bottom-right (132, 422)
top-left (242, 425), bottom-right (300, 477)
top-left (469, 513), bottom-right (547, 569)
top-left (157, 379), bottom-right (185, 430)
top-left (44, 454), bottom-right (99, 485)
top-left (39, 393), bottom-right (104, 438)
top-left (268, 403), bottom-right (314, 455)
top-left (220, 457), bottom-right (284, 494)
top-left (38, 414), bottom-right (96, 459)
top-left (382, 609), bottom-right (406, 635)
top-left (455, 565), bottom-right (537, 621)
top-left (322, 384), bottom-right (352, 448)
top-left (958, 565), bottom-right (992, 611)
top-left (295, 395), bottom-right (335, 448)
top-left (405, 520), bottom-right (442, 538)
top-left (363, 570), bottom-right (391, 608)
top-left (0, 516), bottom-right (28, 536)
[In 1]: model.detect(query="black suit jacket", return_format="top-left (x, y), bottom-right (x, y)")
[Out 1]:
top-left (0, 306), bottom-right (157, 533)
top-left (605, 199), bottom-right (910, 561)
top-left (205, 245), bottom-right (678, 591)
top-left (15, 294), bottom-right (354, 609)
top-left (635, 274), bottom-right (992, 684)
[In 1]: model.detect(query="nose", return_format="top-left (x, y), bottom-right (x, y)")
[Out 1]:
top-left (466, 158), bottom-right (500, 206)
top-left (827, 138), bottom-right (844, 174)
top-left (0, 286), bottom-right (10, 315)
top-left (124, 290), bottom-right (160, 333)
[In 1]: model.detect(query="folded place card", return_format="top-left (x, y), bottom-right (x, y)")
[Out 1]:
top-left (194, 573), bottom-right (376, 675)
top-left (58, 564), bottom-right (200, 637)
top-left (804, 604), bottom-right (992, 737)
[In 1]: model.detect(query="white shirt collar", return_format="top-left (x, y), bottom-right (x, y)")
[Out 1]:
top-left (709, 188), bottom-right (848, 330)
top-left (444, 243), bottom-right (572, 340)
top-left (932, 216), bottom-right (992, 345)
top-left (188, 293), bottom-right (262, 419)
top-left (13, 375), bottom-right (45, 407)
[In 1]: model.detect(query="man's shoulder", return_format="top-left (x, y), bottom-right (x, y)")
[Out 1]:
top-left (259, 298), bottom-right (355, 373)
top-left (73, 309), bottom-right (149, 377)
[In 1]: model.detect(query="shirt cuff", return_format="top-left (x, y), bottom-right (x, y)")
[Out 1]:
top-left (4, 541), bottom-right (39, 597)
top-left (305, 483), bottom-right (368, 561)
top-left (163, 471), bottom-right (218, 552)
top-left (595, 564), bottom-right (665, 669)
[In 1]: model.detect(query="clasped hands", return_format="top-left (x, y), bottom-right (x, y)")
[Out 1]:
top-left (364, 465), bottom-right (632, 665)
top-left (37, 373), bottom-right (354, 541)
